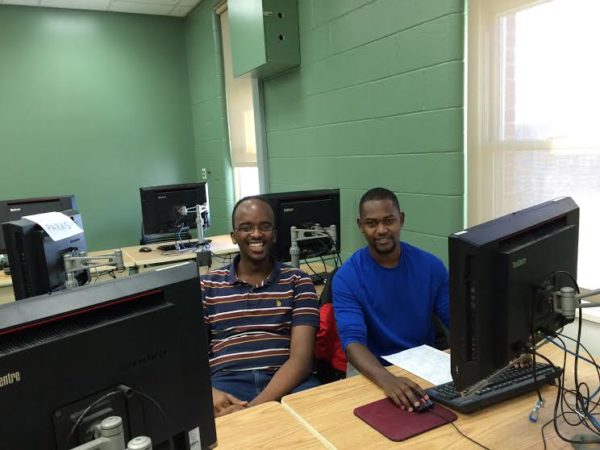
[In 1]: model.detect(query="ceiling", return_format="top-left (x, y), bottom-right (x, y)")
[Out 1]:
top-left (0, 0), bottom-right (202, 17)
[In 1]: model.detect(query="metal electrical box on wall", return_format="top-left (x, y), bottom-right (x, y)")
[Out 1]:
top-left (228, 0), bottom-right (300, 79)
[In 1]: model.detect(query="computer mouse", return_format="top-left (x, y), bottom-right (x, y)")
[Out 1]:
top-left (415, 398), bottom-right (434, 413)
top-left (139, 246), bottom-right (152, 253)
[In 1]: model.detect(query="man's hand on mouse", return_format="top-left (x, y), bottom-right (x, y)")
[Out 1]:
top-left (379, 372), bottom-right (428, 411)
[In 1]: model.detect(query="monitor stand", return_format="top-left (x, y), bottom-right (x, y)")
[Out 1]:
top-left (69, 416), bottom-right (151, 450)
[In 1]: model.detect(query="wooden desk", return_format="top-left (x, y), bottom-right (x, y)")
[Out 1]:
top-left (0, 271), bottom-right (13, 304)
top-left (282, 345), bottom-right (598, 449)
top-left (214, 401), bottom-right (326, 449)
top-left (0, 248), bottom-right (136, 304)
top-left (122, 234), bottom-right (238, 272)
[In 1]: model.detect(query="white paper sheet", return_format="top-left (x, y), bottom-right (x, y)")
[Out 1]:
top-left (22, 211), bottom-right (83, 242)
top-left (382, 344), bottom-right (452, 386)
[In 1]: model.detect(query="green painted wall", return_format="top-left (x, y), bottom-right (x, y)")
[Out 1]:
top-left (265, 0), bottom-right (465, 263)
top-left (0, 0), bottom-right (464, 261)
top-left (182, 0), bottom-right (464, 262)
top-left (184, 2), bottom-right (235, 236)
top-left (0, 6), bottom-right (196, 250)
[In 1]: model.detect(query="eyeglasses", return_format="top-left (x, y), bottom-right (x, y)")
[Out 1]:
top-left (235, 223), bottom-right (274, 233)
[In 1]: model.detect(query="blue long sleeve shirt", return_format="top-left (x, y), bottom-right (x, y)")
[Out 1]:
top-left (332, 242), bottom-right (449, 361)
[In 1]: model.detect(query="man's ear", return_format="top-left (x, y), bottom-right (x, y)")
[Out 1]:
top-left (272, 229), bottom-right (277, 243)
top-left (399, 212), bottom-right (405, 227)
top-left (230, 231), bottom-right (237, 244)
top-left (356, 217), bottom-right (362, 231)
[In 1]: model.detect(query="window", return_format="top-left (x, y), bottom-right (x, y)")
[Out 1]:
top-left (219, 7), bottom-right (261, 200)
top-left (233, 166), bottom-right (260, 199)
top-left (468, 0), bottom-right (600, 288)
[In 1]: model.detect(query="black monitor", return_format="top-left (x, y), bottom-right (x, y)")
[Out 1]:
top-left (262, 189), bottom-right (341, 263)
top-left (0, 195), bottom-right (77, 253)
top-left (0, 262), bottom-right (216, 450)
top-left (449, 197), bottom-right (579, 391)
top-left (3, 209), bottom-right (90, 300)
top-left (140, 183), bottom-right (209, 244)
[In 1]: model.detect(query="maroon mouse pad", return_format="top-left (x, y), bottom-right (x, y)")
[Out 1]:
top-left (354, 397), bottom-right (457, 442)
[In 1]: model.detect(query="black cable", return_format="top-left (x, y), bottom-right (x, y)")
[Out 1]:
top-left (574, 298), bottom-right (583, 423)
top-left (302, 234), bottom-right (337, 260)
top-left (549, 274), bottom-right (600, 437)
top-left (130, 388), bottom-right (169, 422)
top-left (530, 271), bottom-right (585, 444)
top-left (66, 386), bottom-right (174, 450)
top-left (528, 334), bottom-right (543, 403)
top-left (554, 333), bottom-right (600, 417)
top-left (91, 267), bottom-right (125, 282)
top-left (129, 388), bottom-right (174, 450)
top-left (67, 389), bottom-right (124, 447)
top-left (534, 336), bottom-right (600, 444)
top-left (526, 277), bottom-right (544, 404)
top-left (541, 411), bottom-right (595, 450)
top-left (428, 409), bottom-right (490, 449)
top-left (542, 337), bottom-right (600, 444)
top-left (302, 258), bottom-right (327, 283)
top-left (554, 334), bottom-right (600, 374)
top-left (319, 256), bottom-right (329, 277)
top-left (336, 253), bottom-right (343, 267)
top-left (541, 416), bottom-right (553, 450)
top-left (313, 233), bottom-right (335, 255)
top-left (301, 232), bottom-right (342, 269)
top-left (553, 270), bottom-right (579, 290)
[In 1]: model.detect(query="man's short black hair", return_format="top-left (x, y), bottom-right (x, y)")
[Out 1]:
top-left (359, 188), bottom-right (401, 216)
top-left (231, 195), bottom-right (274, 229)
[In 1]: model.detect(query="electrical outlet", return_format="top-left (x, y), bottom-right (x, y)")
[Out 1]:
top-left (201, 168), bottom-right (207, 180)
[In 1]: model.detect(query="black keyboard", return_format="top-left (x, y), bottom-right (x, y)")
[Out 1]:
top-left (427, 363), bottom-right (562, 413)
top-left (157, 240), bottom-right (200, 252)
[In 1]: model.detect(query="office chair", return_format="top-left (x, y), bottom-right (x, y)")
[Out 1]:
top-left (315, 267), bottom-right (347, 384)
top-left (433, 313), bottom-right (450, 351)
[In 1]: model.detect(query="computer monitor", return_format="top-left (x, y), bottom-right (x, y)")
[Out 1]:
top-left (262, 189), bottom-right (341, 263)
top-left (0, 262), bottom-right (216, 450)
top-left (3, 209), bottom-right (89, 300)
top-left (449, 197), bottom-right (579, 391)
top-left (0, 194), bottom-right (77, 253)
top-left (140, 183), bottom-right (209, 244)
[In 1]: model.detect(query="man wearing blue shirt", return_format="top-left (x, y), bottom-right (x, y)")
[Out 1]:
top-left (333, 187), bottom-right (449, 412)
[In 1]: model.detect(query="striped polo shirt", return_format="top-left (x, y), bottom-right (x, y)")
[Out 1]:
top-left (201, 256), bottom-right (319, 375)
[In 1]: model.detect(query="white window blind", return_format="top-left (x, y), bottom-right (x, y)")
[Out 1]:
top-left (220, 9), bottom-right (258, 168)
top-left (219, 8), bottom-right (261, 200)
top-left (468, 0), bottom-right (600, 288)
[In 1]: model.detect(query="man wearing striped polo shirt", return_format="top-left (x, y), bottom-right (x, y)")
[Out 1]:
top-left (202, 196), bottom-right (321, 417)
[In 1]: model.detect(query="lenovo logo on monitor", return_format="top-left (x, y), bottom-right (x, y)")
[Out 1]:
top-left (512, 258), bottom-right (527, 269)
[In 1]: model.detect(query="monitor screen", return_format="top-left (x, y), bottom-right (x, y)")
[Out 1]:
top-left (0, 262), bottom-right (216, 450)
top-left (0, 195), bottom-right (77, 253)
top-left (3, 209), bottom-right (89, 300)
top-left (140, 183), bottom-right (209, 243)
top-left (262, 189), bottom-right (341, 263)
top-left (449, 197), bottom-right (579, 391)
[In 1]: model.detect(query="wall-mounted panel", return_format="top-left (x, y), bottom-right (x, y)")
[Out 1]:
top-left (229, 0), bottom-right (300, 78)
